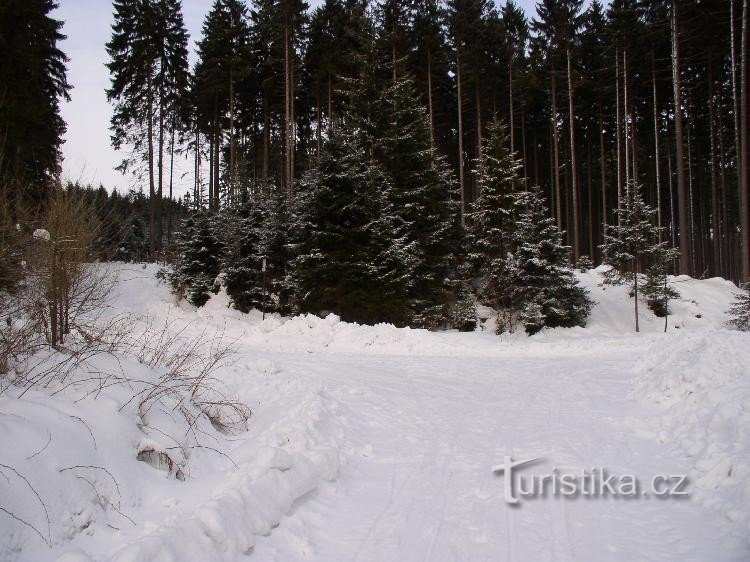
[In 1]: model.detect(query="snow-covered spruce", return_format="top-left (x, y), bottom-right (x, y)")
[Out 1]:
top-left (505, 186), bottom-right (592, 335)
top-left (727, 283), bottom-right (750, 331)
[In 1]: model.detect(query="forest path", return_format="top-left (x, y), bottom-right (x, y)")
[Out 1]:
top-left (248, 340), bottom-right (744, 561)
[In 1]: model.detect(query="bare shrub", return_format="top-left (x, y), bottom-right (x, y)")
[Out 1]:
top-left (126, 315), bottom-right (250, 437)
top-left (23, 189), bottom-right (112, 346)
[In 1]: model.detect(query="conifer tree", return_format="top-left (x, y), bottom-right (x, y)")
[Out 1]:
top-left (0, 0), bottom-right (70, 203)
top-left (509, 186), bottom-right (593, 335)
top-left (373, 74), bottom-right (464, 328)
top-left (288, 122), bottom-right (409, 325)
top-left (466, 118), bottom-right (522, 275)
top-left (602, 181), bottom-right (678, 331)
top-left (727, 283), bottom-right (750, 331)
top-left (224, 190), bottom-right (291, 314)
top-left (193, 0), bottom-right (253, 210)
top-left (107, 0), bottom-right (189, 255)
top-left (170, 212), bottom-right (225, 306)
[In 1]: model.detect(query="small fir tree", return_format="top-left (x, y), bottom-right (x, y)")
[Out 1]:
top-left (727, 284), bottom-right (750, 331)
top-left (509, 186), bottom-right (593, 335)
top-left (466, 117), bottom-right (523, 274)
top-left (170, 212), bottom-right (225, 306)
top-left (602, 181), bottom-right (679, 331)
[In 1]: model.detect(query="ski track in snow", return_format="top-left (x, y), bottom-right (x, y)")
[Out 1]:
top-left (2, 263), bottom-right (749, 561)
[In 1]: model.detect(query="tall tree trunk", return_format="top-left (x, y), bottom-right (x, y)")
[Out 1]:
top-left (316, 85), bottom-right (321, 158)
top-left (615, 49), bottom-right (623, 221)
top-left (284, 19), bottom-right (290, 192)
top-left (551, 63), bottom-right (562, 229)
top-left (168, 125), bottom-right (175, 246)
top-left (672, 1), bottom-right (691, 275)
top-left (213, 128), bottom-right (220, 211)
top-left (427, 46), bottom-right (434, 147)
top-left (599, 103), bottom-right (607, 261)
top-left (623, 50), bottom-right (631, 193)
top-left (687, 126), bottom-right (696, 274)
top-left (476, 84), bottom-right (482, 199)
top-left (509, 56), bottom-right (514, 156)
top-left (567, 46), bottom-right (579, 261)
top-left (147, 74), bottom-right (156, 258)
top-left (262, 97), bottom-right (269, 184)
top-left (741, 0), bottom-right (750, 281)
top-left (157, 94), bottom-right (164, 253)
top-left (457, 50), bottom-right (465, 225)
top-left (521, 106), bottom-right (528, 188)
top-left (328, 72), bottom-right (333, 132)
top-left (709, 60), bottom-right (721, 275)
top-left (587, 129), bottom-right (594, 259)
top-left (229, 66), bottom-right (236, 205)
top-left (209, 129), bottom-right (214, 209)
top-left (652, 52), bottom-right (663, 238)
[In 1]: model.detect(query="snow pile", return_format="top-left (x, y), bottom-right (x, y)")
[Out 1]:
top-left (634, 328), bottom-right (750, 535)
top-left (0, 267), bottom-right (345, 561)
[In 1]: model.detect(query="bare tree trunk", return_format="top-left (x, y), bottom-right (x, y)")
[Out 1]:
top-left (476, 84), bottom-right (482, 199)
top-left (672, 1), bottom-right (691, 274)
top-left (741, 0), bottom-right (749, 281)
top-left (587, 129), bottom-right (594, 259)
top-left (457, 50), bottom-right (465, 225)
top-left (262, 97), bottom-right (269, 184)
top-left (551, 64), bottom-right (562, 229)
top-left (147, 75), bottom-right (156, 258)
top-left (316, 85), bottom-right (321, 158)
top-left (509, 58), bottom-right (514, 156)
top-left (615, 49), bottom-right (623, 222)
top-left (157, 93), bottom-right (164, 253)
top-left (521, 107), bottom-right (528, 188)
top-left (229, 66), bottom-right (236, 205)
top-left (213, 128), bottom-right (220, 211)
top-left (427, 47), bottom-right (434, 147)
top-left (284, 20), bottom-right (290, 193)
top-left (709, 60), bottom-right (721, 274)
top-left (687, 127), bottom-right (696, 274)
top-left (623, 50), bottom-right (631, 194)
top-left (328, 72), bottom-right (333, 132)
top-left (208, 129), bottom-right (214, 208)
top-left (168, 125), bottom-right (175, 246)
top-left (567, 46), bottom-right (579, 261)
top-left (652, 52), bottom-right (663, 238)
top-left (599, 104), bottom-right (607, 261)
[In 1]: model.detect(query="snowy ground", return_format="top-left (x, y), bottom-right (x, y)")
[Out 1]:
top-left (1, 264), bottom-right (749, 561)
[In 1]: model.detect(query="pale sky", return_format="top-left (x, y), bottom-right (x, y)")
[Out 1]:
top-left (54, 0), bottom-right (544, 197)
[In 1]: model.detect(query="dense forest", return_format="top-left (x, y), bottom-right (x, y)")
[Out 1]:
top-left (1, 0), bottom-right (749, 332)
top-left (102, 0), bottom-right (750, 284)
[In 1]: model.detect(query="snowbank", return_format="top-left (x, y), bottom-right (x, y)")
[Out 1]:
top-left (633, 328), bottom-right (750, 536)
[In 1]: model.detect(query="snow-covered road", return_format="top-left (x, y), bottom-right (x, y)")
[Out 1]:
top-left (248, 342), bottom-right (745, 561)
top-left (4, 264), bottom-right (748, 561)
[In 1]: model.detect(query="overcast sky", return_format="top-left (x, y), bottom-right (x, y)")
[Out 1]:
top-left (54, 0), bottom-right (544, 197)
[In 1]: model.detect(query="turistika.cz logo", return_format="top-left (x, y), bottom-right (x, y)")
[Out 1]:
top-left (491, 456), bottom-right (689, 505)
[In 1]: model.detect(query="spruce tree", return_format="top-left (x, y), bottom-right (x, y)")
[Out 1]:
top-left (373, 74), bottom-right (464, 328)
top-left (466, 117), bottom-right (522, 275)
top-left (107, 0), bottom-right (189, 255)
top-left (223, 190), bottom-right (291, 314)
top-left (727, 283), bottom-right (750, 331)
top-left (287, 122), bottom-right (409, 325)
top-left (602, 181), bottom-right (679, 331)
top-left (509, 186), bottom-right (593, 335)
top-left (193, 0), bottom-right (253, 209)
top-left (0, 0), bottom-right (70, 203)
top-left (170, 212), bottom-right (225, 307)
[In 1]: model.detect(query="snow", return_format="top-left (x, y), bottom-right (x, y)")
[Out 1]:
top-left (32, 229), bottom-right (50, 241)
top-left (1, 263), bottom-right (749, 561)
